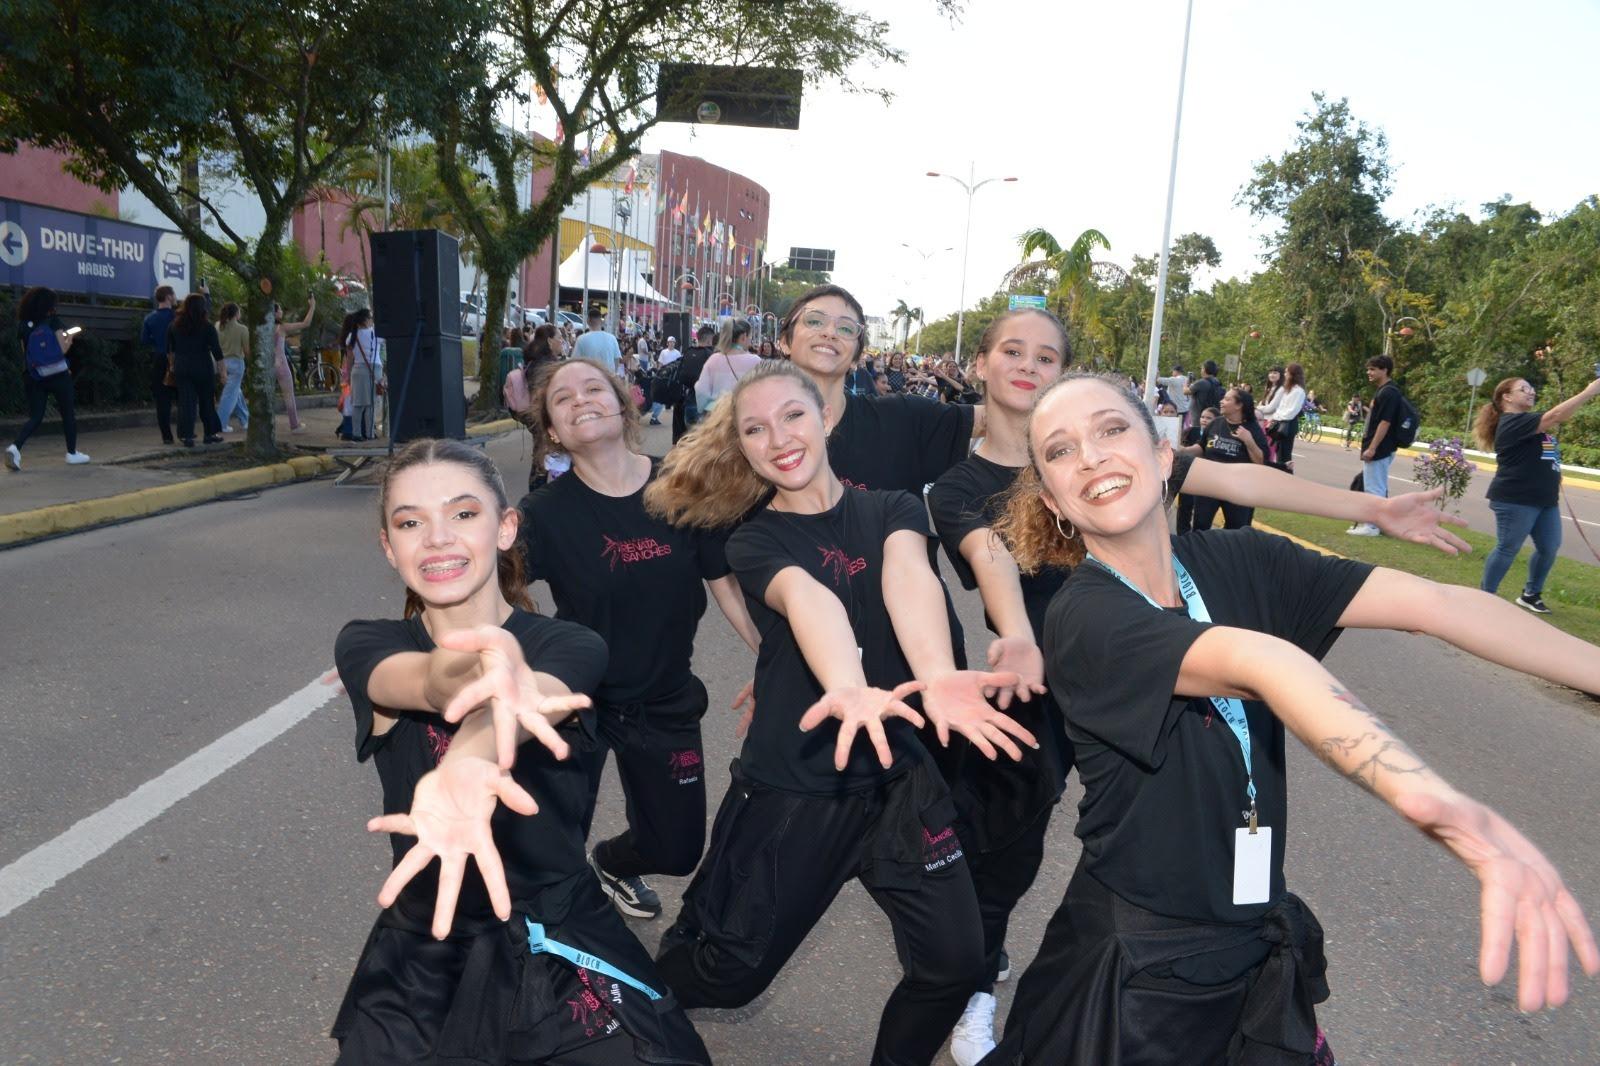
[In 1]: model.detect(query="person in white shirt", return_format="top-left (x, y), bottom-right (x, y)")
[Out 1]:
top-left (572, 312), bottom-right (623, 376)
top-left (648, 337), bottom-right (683, 425)
top-left (693, 319), bottom-right (760, 415)
top-left (1257, 361), bottom-right (1308, 470)
top-left (1157, 364), bottom-right (1191, 424)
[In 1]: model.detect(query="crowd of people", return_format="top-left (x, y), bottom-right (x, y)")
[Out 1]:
top-left (333, 285), bottom-right (1599, 1066)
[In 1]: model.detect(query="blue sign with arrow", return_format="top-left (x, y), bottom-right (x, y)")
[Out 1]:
top-left (1, 197), bottom-right (191, 300)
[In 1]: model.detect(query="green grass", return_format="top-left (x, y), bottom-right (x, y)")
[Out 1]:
top-left (1256, 509), bottom-right (1600, 647)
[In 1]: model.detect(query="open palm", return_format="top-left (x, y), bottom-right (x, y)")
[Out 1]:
top-left (437, 626), bottom-right (590, 769)
top-left (368, 756), bottom-right (538, 940)
top-left (799, 680), bottom-right (926, 771)
top-left (1395, 790), bottom-right (1599, 1011)
top-left (921, 670), bottom-right (1037, 761)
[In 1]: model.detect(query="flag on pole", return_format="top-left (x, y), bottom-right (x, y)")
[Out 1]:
top-left (624, 163), bottom-right (637, 195)
top-left (742, 250), bottom-right (751, 268)
top-left (676, 188), bottom-right (689, 219)
top-left (712, 219), bottom-right (724, 245)
top-left (657, 182), bottom-right (669, 216)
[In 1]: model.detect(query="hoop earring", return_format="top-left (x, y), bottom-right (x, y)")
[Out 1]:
top-left (1054, 513), bottom-right (1076, 541)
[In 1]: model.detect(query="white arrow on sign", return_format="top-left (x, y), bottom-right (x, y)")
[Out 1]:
top-left (0, 221), bottom-right (28, 268)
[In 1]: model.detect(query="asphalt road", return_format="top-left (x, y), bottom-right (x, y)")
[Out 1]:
top-left (1288, 431), bottom-right (1600, 566)
top-left (2, 425), bottom-right (1598, 1065)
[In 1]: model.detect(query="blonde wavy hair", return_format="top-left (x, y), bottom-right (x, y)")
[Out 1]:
top-left (645, 359), bottom-right (826, 528)
top-left (992, 372), bottom-right (1163, 574)
top-left (515, 357), bottom-right (643, 470)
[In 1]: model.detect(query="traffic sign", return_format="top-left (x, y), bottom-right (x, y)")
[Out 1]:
top-left (1008, 294), bottom-right (1046, 311)
top-left (1466, 368), bottom-right (1487, 387)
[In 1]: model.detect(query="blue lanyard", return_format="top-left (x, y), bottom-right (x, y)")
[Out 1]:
top-left (1087, 553), bottom-right (1258, 824)
top-left (524, 918), bottom-right (663, 1001)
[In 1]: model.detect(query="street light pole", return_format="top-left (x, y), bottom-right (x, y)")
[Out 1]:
top-left (1143, 0), bottom-right (1196, 406)
top-left (900, 242), bottom-right (951, 359)
top-left (927, 164), bottom-right (1017, 358)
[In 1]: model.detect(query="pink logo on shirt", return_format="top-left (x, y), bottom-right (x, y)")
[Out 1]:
top-left (600, 534), bottom-right (673, 570)
top-left (818, 546), bottom-right (867, 583)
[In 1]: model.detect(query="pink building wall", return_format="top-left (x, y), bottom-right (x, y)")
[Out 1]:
top-left (517, 133), bottom-right (557, 312)
top-left (292, 189), bottom-right (369, 280)
top-left (0, 144), bottom-right (120, 216)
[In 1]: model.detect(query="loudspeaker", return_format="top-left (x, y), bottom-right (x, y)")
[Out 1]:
top-left (389, 334), bottom-right (466, 442)
top-left (656, 64), bottom-right (803, 130)
top-left (661, 312), bottom-right (690, 345)
top-left (370, 229), bottom-right (461, 339)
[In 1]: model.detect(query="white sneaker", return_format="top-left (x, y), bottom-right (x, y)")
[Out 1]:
top-left (65, 451), bottom-right (91, 465)
top-left (4, 444), bottom-right (19, 471)
top-left (950, 991), bottom-right (997, 1066)
top-left (1345, 523), bottom-right (1380, 537)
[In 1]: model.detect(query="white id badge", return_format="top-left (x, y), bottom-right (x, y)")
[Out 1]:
top-left (1232, 826), bottom-right (1272, 905)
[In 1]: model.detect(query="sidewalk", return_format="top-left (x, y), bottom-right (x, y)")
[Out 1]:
top-left (1, 384), bottom-right (515, 546)
top-left (0, 396), bottom-right (345, 518)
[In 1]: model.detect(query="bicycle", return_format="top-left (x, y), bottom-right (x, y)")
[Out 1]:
top-left (1301, 410), bottom-right (1323, 444)
top-left (297, 346), bottom-right (340, 393)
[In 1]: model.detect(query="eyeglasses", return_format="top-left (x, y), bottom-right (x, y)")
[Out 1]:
top-left (798, 310), bottom-right (864, 341)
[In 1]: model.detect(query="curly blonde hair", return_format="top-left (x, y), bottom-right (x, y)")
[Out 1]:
top-left (646, 360), bottom-right (826, 528)
top-left (516, 358), bottom-right (643, 469)
top-left (992, 372), bottom-right (1163, 574)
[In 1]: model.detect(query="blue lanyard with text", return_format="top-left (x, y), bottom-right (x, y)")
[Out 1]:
top-left (1087, 553), bottom-right (1259, 827)
top-left (525, 918), bottom-right (663, 1001)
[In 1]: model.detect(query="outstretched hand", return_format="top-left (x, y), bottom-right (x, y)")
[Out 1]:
top-left (436, 626), bottom-right (590, 769)
top-left (921, 670), bottom-right (1038, 761)
top-left (731, 680), bottom-right (756, 738)
top-left (1395, 790), bottom-right (1599, 1011)
top-left (367, 756), bottom-right (539, 940)
top-left (1373, 489), bottom-right (1473, 555)
top-left (799, 681), bottom-right (926, 771)
top-left (985, 637), bottom-right (1049, 710)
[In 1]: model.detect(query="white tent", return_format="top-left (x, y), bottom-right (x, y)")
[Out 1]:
top-left (556, 238), bottom-right (677, 306)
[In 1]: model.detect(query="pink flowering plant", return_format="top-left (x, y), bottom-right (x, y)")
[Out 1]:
top-left (1412, 437), bottom-right (1475, 509)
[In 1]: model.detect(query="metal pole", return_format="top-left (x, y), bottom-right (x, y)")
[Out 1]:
top-left (1466, 384), bottom-right (1479, 437)
top-left (382, 135), bottom-right (392, 231)
top-left (1142, 0), bottom-right (1196, 407)
top-left (581, 148), bottom-right (593, 322)
top-left (954, 160), bottom-right (975, 359)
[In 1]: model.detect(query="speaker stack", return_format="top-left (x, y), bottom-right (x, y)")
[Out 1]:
top-left (369, 229), bottom-right (465, 442)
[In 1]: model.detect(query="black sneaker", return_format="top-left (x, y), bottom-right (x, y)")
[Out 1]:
top-left (1517, 592), bottom-right (1552, 615)
top-left (996, 946), bottom-right (1011, 983)
top-left (589, 849), bottom-right (662, 919)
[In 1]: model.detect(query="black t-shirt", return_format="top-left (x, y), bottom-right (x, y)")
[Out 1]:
top-left (1201, 418), bottom-right (1270, 465)
top-left (1189, 376), bottom-right (1224, 416)
top-left (518, 461), bottom-right (730, 706)
top-left (725, 489), bottom-right (935, 794)
top-left (1363, 382), bottom-right (1404, 457)
top-left (927, 452), bottom-right (1068, 642)
top-left (678, 345), bottom-right (714, 391)
top-left (1044, 528), bottom-right (1372, 924)
top-left (334, 610), bottom-right (608, 927)
top-left (1488, 411), bottom-right (1562, 507)
top-left (828, 392), bottom-right (975, 494)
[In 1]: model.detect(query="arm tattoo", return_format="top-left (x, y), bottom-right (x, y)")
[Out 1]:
top-left (1314, 686), bottom-right (1429, 796)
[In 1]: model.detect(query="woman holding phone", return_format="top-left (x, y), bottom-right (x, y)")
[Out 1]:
top-left (8, 286), bottom-right (89, 470)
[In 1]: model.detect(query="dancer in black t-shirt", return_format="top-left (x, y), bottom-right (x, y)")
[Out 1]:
top-left (646, 360), bottom-right (1036, 1066)
top-left (516, 358), bottom-right (760, 921)
top-left (332, 438), bottom-right (709, 1066)
top-left (979, 373), bottom-right (1599, 1064)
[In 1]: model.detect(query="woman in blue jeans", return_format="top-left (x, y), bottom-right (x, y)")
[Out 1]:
top-left (1474, 371), bottom-right (1600, 613)
top-left (215, 302), bottom-right (250, 432)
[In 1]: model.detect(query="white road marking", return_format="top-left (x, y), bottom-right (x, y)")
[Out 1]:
top-left (0, 671), bottom-right (342, 921)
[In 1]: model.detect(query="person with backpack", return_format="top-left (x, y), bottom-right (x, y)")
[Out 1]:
top-left (668, 324), bottom-right (716, 444)
top-left (7, 286), bottom-right (90, 470)
top-left (1348, 354), bottom-right (1418, 537)
top-left (647, 335), bottom-right (681, 425)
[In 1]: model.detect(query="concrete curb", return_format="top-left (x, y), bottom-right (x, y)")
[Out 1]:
top-left (468, 418), bottom-right (520, 438)
top-left (0, 455), bottom-right (337, 548)
top-left (1253, 521), bottom-right (1347, 559)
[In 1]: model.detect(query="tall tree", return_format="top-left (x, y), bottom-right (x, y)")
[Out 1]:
top-left (1240, 93), bottom-right (1394, 396)
top-left (433, 0), bottom-right (924, 408)
top-left (1, 0), bottom-right (488, 456)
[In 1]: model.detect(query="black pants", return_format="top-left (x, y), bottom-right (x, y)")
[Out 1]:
top-left (176, 371), bottom-right (221, 442)
top-left (148, 360), bottom-right (176, 442)
top-left (14, 372), bottom-right (78, 453)
top-left (583, 683), bottom-right (709, 878)
top-left (1190, 495), bottom-right (1254, 530)
top-left (1175, 492), bottom-right (1197, 534)
top-left (669, 397), bottom-right (699, 444)
top-left (1273, 421), bottom-right (1299, 467)
top-left (655, 762), bottom-right (984, 1066)
top-left (968, 805), bottom-right (1051, 994)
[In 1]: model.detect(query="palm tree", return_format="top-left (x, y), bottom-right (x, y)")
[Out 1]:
top-left (1006, 227), bottom-right (1111, 321)
top-left (890, 299), bottom-right (923, 349)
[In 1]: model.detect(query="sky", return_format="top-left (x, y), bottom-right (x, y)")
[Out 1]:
top-left (638, 0), bottom-right (1600, 323)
